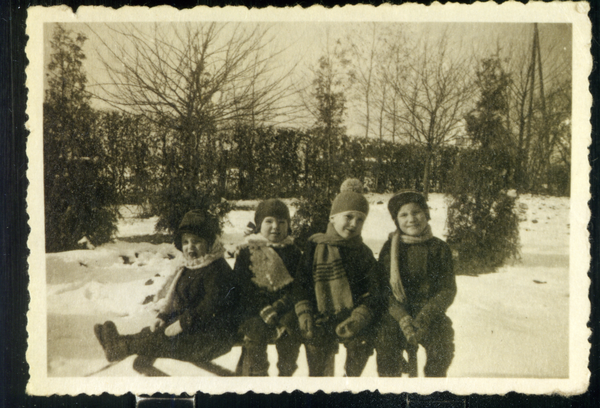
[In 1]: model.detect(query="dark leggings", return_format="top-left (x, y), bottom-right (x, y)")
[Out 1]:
top-left (304, 319), bottom-right (375, 377)
top-left (238, 313), bottom-right (302, 376)
top-left (123, 326), bottom-right (235, 364)
top-left (375, 313), bottom-right (454, 377)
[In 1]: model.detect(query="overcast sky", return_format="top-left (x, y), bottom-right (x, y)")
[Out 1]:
top-left (44, 22), bottom-right (571, 136)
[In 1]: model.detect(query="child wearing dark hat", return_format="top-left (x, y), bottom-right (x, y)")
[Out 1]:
top-left (375, 191), bottom-right (456, 377)
top-left (234, 199), bottom-right (303, 376)
top-left (93, 209), bottom-right (240, 366)
top-left (293, 179), bottom-right (382, 377)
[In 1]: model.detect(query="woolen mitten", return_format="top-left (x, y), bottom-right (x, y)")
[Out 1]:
top-left (413, 309), bottom-right (434, 343)
top-left (259, 304), bottom-right (278, 326)
top-left (297, 313), bottom-right (314, 340)
top-left (335, 305), bottom-right (372, 339)
top-left (295, 300), bottom-right (314, 339)
top-left (271, 299), bottom-right (287, 315)
top-left (241, 316), bottom-right (273, 342)
top-left (399, 315), bottom-right (418, 346)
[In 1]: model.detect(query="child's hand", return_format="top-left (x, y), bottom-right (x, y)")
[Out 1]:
top-left (298, 313), bottom-right (314, 340)
top-left (335, 318), bottom-right (358, 339)
top-left (335, 315), bottom-right (367, 339)
top-left (399, 316), bottom-right (418, 346)
top-left (335, 305), bottom-right (372, 339)
top-left (165, 320), bottom-right (183, 337)
top-left (259, 305), bottom-right (278, 326)
top-left (151, 317), bottom-right (165, 332)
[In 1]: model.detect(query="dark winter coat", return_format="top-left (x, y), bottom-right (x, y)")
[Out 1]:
top-left (293, 240), bottom-right (383, 323)
top-left (378, 236), bottom-right (456, 330)
top-left (235, 244), bottom-right (303, 318)
top-left (157, 257), bottom-right (239, 338)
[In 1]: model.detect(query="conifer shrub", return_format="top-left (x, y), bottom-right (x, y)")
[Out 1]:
top-left (44, 24), bottom-right (119, 252)
top-left (150, 177), bottom-right (232, 236)
top-left (446, 149), bottom-right (520, 273)
top-left (291, 195), bottom-right (332, 250)
top-left (445, 56), bottom-right (520, 274)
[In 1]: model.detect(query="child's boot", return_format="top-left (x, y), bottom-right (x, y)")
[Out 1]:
top-left (94, 321), bottom-right (130, 362)
top-left (276, 331), bottom-right (300, 376)
top-left (241, 339), bottom-right (270, 376)
top-left (344, 337), bottom-right (373, 377)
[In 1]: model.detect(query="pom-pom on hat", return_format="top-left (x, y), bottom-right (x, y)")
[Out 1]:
top-left (388, 190), bottom-right (431, 223)
top-left (254, 199), bottom-right (291, 232)
top-left (340, 178), bottom-right (365, 194)
top-left (174, 209), bottom-right (221, 251)
top-left (330, 179), bottom-right (369, 217)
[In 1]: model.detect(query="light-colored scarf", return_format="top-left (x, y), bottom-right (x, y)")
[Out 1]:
top-left (155, 240), bottom-right (226, 315)
top-left (389, 225), bottom-right (433, 303)
top-left (310, 223), bottom-right (363, 315)
top-left (241, 234), bottom-right (294, 292)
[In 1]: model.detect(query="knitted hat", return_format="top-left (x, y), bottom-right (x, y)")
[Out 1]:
top-left (254, 199), bottom-right (291, 231)
top-left (388, 191), bottom-right (431, 223)
top-left (174, 209), bottom-right (221, 251)
top-left (330, 179), bottom-right (369, 217)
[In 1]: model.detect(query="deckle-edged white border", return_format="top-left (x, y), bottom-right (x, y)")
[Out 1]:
top-left (25, 2), bottom-right (592, 396)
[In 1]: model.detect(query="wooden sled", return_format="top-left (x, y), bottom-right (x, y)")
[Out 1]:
top-left (132, 355), bottom-right (237, 377)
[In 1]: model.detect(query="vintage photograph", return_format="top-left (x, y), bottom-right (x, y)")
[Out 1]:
top-left (25, 3), bottom-right (591, 396)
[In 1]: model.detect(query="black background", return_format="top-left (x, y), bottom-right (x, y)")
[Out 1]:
top-left (1, 0), bottom-right (598, 407)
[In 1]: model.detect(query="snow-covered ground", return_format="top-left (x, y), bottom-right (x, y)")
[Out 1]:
top-left (46, 193), bottom-right (569, 378)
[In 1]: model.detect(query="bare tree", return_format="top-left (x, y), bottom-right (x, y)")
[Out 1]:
top-left (501, 24), bottom-right (572, 192)
top-left (347, 23), bottom-right (380, 139)
top-left (87, 22), bottom-right (297, 230)
top-left (386, 34), bottom-right (474, 197)
top-left (90, 23), bottom-right (293, 130)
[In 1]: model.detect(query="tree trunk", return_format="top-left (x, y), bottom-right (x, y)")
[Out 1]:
top-left (422, 150), bottom-right (432, 199)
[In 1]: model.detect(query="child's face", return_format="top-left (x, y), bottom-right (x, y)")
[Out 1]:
top-left (181, 232), bottom-right (209, 260)
top-left (259, 216), bottom-right (289, 243)
top-left (396, 202), bottom-right (428, 236)
top-left (330, 211), bottom-right (366, 239)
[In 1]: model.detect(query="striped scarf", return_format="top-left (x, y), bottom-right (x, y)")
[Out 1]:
top-left (309, 223), bottom-right (363, 315)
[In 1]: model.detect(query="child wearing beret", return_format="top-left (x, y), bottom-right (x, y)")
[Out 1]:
top-left (293, 180), bottom-right (382, 377)
top-left (235, 199), bottom-right (303, 376)
top-left (375, 191), bottom-right (456, 377)
top-left (94, 210), bottom-right (240, 366)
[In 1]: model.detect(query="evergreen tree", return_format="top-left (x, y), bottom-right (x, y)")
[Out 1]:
top-left (44, 24), bottom-right (118, 251)
top-left (293, 46), bottom-right (353, 248)
top-left (446, 57), bottom-right (520, 273)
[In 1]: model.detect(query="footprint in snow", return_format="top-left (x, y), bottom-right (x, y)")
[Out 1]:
top-left (142, 295), bottom-right (155, 304)
top-left (120, 255), bottom-right (134, 265)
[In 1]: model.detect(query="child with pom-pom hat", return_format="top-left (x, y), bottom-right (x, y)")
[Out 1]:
top-left (292, 179), bottom-right (383, 376)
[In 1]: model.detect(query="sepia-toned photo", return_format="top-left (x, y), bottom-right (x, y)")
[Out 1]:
top-left (25, 3), bottom-right (592, 396)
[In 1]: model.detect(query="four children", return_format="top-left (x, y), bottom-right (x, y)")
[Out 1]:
top-left (94, 184), bottom-right (457, 377)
